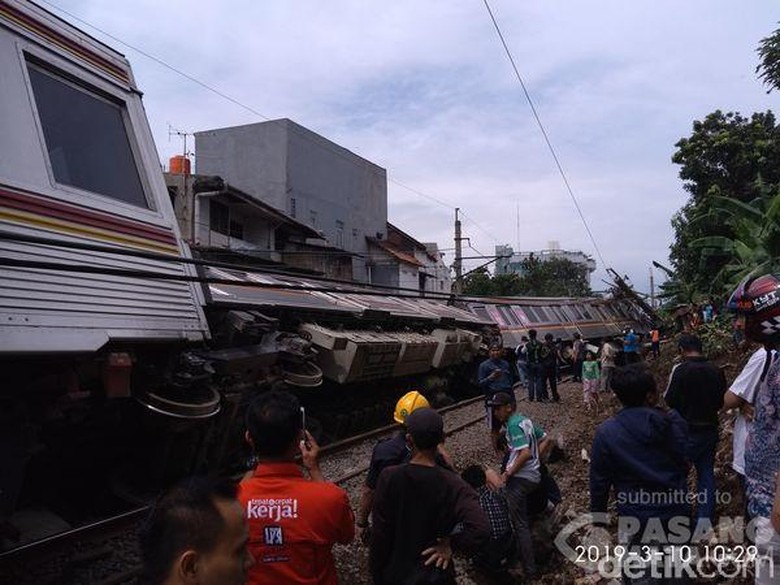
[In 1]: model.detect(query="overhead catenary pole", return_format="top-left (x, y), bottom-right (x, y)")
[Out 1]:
top-left (649, 266), bottom-right (655, 310)
top-left (453, 208), bottom-right (463, 293)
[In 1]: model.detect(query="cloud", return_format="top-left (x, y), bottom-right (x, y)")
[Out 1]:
top-left (48, 0), bottom-right (779, 294)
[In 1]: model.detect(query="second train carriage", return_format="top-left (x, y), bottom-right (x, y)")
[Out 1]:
top-left (464, 295), bottom-right (650, 351)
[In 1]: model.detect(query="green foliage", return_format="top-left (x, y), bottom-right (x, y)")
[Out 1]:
top-left (689, 183), bottom-right (780, 290)
top-left (461, 267), bottom-right (494, 296)
top-left (757, 24), bottom-right (780, 93)
top-left (696, 315), bottom-right (735, 360)
top-left (669, 110), bottom-right (780, 294)
top-left (462, 255), bottom-right (592, 297)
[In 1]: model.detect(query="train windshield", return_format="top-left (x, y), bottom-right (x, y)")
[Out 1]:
top-left (27, 62), bottom-right (148, 208)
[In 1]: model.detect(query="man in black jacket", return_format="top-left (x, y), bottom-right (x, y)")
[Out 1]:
top-left (369, 408), bottom-right (490, 585)
top-left (664, 333), bottom-right (727, 524)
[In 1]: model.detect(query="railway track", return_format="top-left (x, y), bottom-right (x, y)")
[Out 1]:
top-left (0, 394), bottom-right (489, 585)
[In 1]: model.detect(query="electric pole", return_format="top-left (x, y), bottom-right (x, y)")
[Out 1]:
top-left (453, 208), bottom-right (463, 293)
top-left (649, 266), bottom-right (655, 310)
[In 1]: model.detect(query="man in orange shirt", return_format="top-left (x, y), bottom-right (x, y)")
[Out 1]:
top-left (650, 327), bottom-right (661, 358)
top-left (239, 391), bottom-right (355, 584)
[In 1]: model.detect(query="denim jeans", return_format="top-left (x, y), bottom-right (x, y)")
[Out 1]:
top-left (527, 363), bottom-right (542, 401)
top-left (686, 426), bottom-right (718, 521)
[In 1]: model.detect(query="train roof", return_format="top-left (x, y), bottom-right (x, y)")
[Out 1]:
top-left (200, 266), bottom-right (494, 327)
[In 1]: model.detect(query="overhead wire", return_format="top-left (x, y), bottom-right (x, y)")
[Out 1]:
top-left (39, 0), bottom-right (516, 276)
top-left (40, 0), bottom-right (469, 221)
top-left (481, 0), bottom-right (610, 272)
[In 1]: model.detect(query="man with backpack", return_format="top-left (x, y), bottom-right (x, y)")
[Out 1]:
top-left (524, 329), bottom-right (544, 402)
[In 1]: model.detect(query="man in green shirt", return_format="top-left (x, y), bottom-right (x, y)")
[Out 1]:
top-left (488, 392), bottom-right (550, 580)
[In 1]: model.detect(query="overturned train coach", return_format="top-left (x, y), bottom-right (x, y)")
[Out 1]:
top-left (0, 0), bottom-right (646, 547)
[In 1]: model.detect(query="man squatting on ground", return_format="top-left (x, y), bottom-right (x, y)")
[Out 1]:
top-left (489, 391), bottom-right (551, 580)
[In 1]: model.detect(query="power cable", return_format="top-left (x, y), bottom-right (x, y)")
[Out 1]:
top-left (40, 0), bottom-right (464, 219)
top-left (481, 0), bottom-right (610, 271)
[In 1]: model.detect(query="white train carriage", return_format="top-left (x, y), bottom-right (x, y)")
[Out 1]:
top-left (0, 0), bottom-right (209, 354)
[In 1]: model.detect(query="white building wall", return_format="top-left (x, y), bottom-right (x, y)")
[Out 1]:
top-left (195, 119), bottom-right (387, 283)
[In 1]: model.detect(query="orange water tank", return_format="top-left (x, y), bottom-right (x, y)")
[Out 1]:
top-left (169, 155), bottom-right (191, 175)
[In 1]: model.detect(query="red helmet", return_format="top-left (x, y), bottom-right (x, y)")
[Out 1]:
top-left (727, 273), bottom-right (780, 345)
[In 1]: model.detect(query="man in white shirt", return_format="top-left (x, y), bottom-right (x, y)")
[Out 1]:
top-left (722, 347), bottom-right (776, 517)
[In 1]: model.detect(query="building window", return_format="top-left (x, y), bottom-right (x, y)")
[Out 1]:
top-left (335, 220), bottom-right (344, 248)
top-left (27, 62), bottom-right (148, 208)
top-left (209, 200), bottom-right (229, 235)
top-left (289, 197), bottom-right (296, 218)
top-left (229, 220), bottom-right (244, 240)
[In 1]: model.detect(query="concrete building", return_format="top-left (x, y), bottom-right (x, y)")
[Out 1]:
top-left (165, 172), bottom-right (354, 279)
top-left (194, 119), bottom-right (387, 283)
top-left (368, 223), bottom-right (452, 294)
top-left (495, 241), bottom-right (596, 285)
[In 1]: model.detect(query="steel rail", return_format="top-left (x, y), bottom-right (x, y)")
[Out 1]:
top-left (333, 408), bottom-right (488, 485)
top-left (0, 395), bottom-right (486, 563)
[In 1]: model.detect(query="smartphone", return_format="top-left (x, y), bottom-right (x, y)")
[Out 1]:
top-left (300, 406), bottom-right (311, 448)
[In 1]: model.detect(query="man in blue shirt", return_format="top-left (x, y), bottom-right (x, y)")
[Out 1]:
top-left (478, 345), bottom-right (515, 452)
top-left (623, 329), bottom-right (641, 364)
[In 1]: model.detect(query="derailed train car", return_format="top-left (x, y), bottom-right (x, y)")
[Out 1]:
top-left (0, 0), bottom-right (495, 544)
top-left (0, 0), bottom-right (646, 549)
top-left (464, 295), bottom-right (650, 350)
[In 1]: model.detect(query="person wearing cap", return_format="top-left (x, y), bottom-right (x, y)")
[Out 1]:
top-left (488, 392), bottom-right (550, 580)
top-left (369, 408), bottom-right (490, 585)
top-left (356, 391), bottom-right (452, 541)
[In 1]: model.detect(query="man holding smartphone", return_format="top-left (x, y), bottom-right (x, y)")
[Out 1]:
top-left (239, 391), bottom-right (354, 585)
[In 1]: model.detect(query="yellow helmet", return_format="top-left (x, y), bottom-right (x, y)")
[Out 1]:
top-left (393, 391), bottom-right (430, 424)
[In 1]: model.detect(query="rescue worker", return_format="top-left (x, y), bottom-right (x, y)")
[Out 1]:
top-left (369, 408), bottom-right (490, 585)
top-left (356, 391), bottom-right (453, 541)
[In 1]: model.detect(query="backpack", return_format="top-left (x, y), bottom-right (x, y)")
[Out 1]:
top-left (526, 339), bottom-right (542, 364)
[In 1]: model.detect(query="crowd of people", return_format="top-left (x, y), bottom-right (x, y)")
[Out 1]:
top-left (134, 273), bottom-right (780, 585)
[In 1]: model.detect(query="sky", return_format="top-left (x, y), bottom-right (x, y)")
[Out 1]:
top-left (42, 0), bottom-right (779, 295)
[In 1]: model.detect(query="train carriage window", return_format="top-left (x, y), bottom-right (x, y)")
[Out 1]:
top-left (27, 63), bottom-right (148, 208)
top-left (498, 306), bottom-right (520, 326)
top-left (524, 306), bottom-right (540, 323)
top-left (535, 306), bottom-right (550, 321)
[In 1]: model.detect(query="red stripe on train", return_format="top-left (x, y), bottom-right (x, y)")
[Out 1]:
top-left (0, 186), bottom-right (178, 246)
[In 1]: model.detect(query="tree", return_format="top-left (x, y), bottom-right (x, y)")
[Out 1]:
top-left (669, 110), bottom-right (780, 293)
top-left (461, 267), bottom-right (496, 296)
top-left (518, 255), bottom-right (592, 297)
top-left (461, 256), bottom-right (592, 297)
top-left (691, 183), bottom-right (780, 289)
top-left (757, 24), bottom-right (780, 92)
